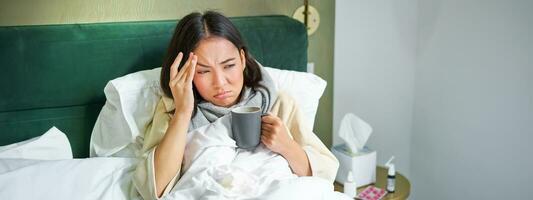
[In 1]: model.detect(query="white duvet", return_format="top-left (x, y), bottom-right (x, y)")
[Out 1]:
top-left (162, 115), bottom-right (348, 200)
top-left (0, 116), bottom-right (349, 200)
top-left (0, 157), bottom-right (139, 200)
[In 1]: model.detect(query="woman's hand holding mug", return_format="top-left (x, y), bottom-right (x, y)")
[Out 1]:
top-left (261, 113), bottom-right (297, 156)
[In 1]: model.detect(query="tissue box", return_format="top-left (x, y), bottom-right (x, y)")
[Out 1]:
top-left (332, 145), bottom-right (376, 187)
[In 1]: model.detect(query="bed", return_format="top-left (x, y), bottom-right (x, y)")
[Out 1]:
top-left (0, 15), bottom-right (307, 158)
top-left (0, 15), bottom-right (346, 199)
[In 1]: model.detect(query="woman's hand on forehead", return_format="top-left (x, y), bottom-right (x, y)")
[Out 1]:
top-left (169, 52), bottom-right (197, 116)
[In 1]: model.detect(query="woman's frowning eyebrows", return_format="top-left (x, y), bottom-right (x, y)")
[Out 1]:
top-left (197, 57), bottom-right (235, 68)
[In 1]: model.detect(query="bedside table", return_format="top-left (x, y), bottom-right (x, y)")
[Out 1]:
top-left (334, 166), bottom-right (410, 200)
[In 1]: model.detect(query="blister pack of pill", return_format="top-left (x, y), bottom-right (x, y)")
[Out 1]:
top-left (356, 186), bottom-right (387, 200)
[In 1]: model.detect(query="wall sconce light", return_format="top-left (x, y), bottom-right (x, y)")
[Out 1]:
top-left (292, 0), bottom-right (320, 36)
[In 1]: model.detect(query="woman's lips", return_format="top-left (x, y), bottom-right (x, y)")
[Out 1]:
top-left (214, 91), bottom-right (231, 99)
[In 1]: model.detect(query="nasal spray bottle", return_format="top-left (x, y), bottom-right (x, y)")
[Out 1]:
top-left (385, 156), bottom-right (396, 193)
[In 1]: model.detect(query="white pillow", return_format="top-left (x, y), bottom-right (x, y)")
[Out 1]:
top-left (90, 68), bottom-right (162, 157)
top-left (0, 126), bottom-right (73, 160)
top-left (90, 66), bottom-right (326, 157)
top-left (263, 67), bottom-right (326, 130)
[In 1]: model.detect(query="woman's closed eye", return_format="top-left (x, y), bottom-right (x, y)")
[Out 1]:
top-left (224, 64), bottom-right (235, 69)
top-left (197, 70), bottom-right (210, 74)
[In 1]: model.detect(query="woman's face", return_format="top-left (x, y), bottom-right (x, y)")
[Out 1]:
top-left (192, 37), bottom-right (246, 107)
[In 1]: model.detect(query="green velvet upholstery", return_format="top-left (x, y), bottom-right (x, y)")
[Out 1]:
top-left (0, 15), bottom-right (308, 158)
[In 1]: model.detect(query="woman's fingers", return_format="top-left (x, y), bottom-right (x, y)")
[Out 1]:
top-left (262, 123), bottom-right (274, 132)
top-left (261, 114), bottom-right (279, 125)
top-left (185, 55), bottom-right (197, 82)
top-left (261, 135), bottom-right (271, 145)
top-left (176, 52), bottom-right (193, 80)
top-left (170, 52), bottom-right (183, 80)
top-left (170, 52), bottom-right (189, 87)
top-left (261, 135), bottom-right (267, 144)
top-left (180, 54), bottom-right (196, 83)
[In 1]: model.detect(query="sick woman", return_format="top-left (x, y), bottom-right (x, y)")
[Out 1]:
top-left (133, 11), bottom-right (338, 200)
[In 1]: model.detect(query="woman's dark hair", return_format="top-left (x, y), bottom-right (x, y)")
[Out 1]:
top-left (160, 11), bottom-right (263, 114)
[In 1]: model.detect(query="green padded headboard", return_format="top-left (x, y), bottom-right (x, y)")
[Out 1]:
top-left (0, 15), bottom-right (308, 158)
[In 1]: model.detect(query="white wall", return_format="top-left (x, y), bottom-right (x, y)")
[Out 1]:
top-left (335, 0), bottom-right (533, 199)
top-left (411, 0), bottom-right (533, 199)
top-left (333, 0), bottom-right (417, 178)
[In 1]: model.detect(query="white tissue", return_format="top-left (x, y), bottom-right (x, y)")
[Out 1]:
top-left (338, 113), bottom-right (373, 153)
top-left (207, 165), bottom-right (260, 198)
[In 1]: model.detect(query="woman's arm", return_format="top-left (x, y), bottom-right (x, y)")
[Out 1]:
top-left (280, 140), bottom-right (312, 176)
top-left (153, 113), bottom-right (190, 197)
top-left (153, 52), bottom-right (197, 197)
